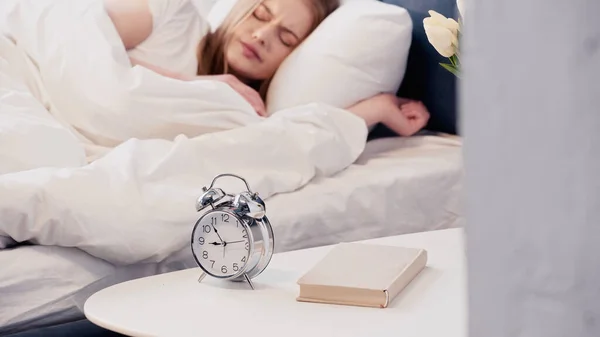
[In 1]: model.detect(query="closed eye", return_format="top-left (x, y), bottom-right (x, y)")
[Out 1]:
top-left (280, 31), bottom-right (297, 47)
top-left (253, 3), bottom-right (300, 48)
top-left (252, 4), bottom-right (270, 21)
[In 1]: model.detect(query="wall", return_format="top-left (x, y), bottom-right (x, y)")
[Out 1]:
top-left (462, 0), bottom-right (600, 336)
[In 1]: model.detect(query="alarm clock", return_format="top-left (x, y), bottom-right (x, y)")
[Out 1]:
top-left (191, 173), bottom-right (274, 290)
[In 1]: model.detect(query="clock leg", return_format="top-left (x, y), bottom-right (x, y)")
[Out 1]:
top-left (244, 273), bottom-right (255, 290)
top-left (197, 271), bottom-right (207, 284)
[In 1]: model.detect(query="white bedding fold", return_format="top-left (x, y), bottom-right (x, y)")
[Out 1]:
top-left (0, 0), bottom-right (368, 264)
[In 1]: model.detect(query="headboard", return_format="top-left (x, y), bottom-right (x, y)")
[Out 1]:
top-left (369, 0), bottom-right (459, 138)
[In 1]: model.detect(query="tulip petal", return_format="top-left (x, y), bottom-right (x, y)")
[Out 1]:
top-left (445, 18), bottom-right (460, 33)
top-left (424, 25), bottom-right (457, 57)
top-left (457, 0), bottom-right (465, 20)
top-left (428, 10), bottom-right (448, 23)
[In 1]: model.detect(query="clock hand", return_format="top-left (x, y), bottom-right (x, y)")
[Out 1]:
top-left (208, 242), bottom-right (223, 246)
top-left (212, 225), bottom-right (224, 244)
top-left (227, 240), bottom-right (245, 244)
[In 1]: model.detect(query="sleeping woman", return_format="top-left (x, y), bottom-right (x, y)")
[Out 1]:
top-left (103, 0), bottom-right (430, 137)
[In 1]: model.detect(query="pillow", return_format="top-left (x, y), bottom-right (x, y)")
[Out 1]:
top-left (206, 0), bottom-right (237, 29)
top-left (206, 0), bottom-right (413, 114)
top-left (191, 0), bottom-right (219, 18)
top-left (267, 1), bottom-right (412, 114)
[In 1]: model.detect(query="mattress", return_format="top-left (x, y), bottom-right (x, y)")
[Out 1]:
top-left (0, 134), bottom-right (464, 335)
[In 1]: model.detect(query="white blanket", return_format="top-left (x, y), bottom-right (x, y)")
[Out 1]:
top-left (0, 0), bottom-right (367, 265)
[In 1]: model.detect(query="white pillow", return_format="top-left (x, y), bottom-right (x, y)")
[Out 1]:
top-left (207, 0), bottom-right (413, 114)
top-left (191, 0), bottom-right (219, 18)
top-left (206, 0), bottom-right (237, 29)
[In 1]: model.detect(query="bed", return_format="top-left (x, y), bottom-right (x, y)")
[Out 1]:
top-left (0, 0), bottom-right (461, 335)
top-left (1, 134), bottom-right (463, 335)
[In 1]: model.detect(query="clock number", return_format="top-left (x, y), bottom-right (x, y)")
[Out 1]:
top-left (203, 225), bottom-right (211, 233)
top-left (241, 256), bottom-right (246, 263)
top-left (221, 265), bottom-right (228, 274)
top-left (221, 214), bottom-right (230, 222)
top-left (245, 242), bottom-right (249, 250)
top-left (198, 237), bottom-right (205, 245)
top-left (210, 216), bottom-right (217, 226)
top-left (242, 233), bottom-right (248, 239)
top-left (233, 263), bottom-right (239, 272)
top-left (210, 260), bottom-right (215, 268)
top-left (202, 251), bottom-right (208, 259)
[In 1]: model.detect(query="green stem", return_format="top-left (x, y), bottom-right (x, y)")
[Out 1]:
top-left (440, 63), bottom-right (460, 78)
top-left (449, 54), bottom-right (460, 67)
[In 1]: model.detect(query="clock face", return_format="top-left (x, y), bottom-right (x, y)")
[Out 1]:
top-left (191, 210), bottom-right (252, 278)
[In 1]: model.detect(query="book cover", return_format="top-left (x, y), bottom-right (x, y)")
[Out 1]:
top-left (296, 242), bottom-right (427, 308)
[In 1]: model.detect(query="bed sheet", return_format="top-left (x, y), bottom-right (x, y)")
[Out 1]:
top-left (268, 133), bottom-right (464, 252)
top-left (0, 134), bottom-right (464, 334)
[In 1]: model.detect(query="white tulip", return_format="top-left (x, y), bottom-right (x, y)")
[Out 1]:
top-left (457, 0), bottom-right (465, 20)
top-left (423, 10), bottom-right (460, 58)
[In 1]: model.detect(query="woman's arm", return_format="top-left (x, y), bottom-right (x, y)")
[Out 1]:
top-left (103, 0), bottom-right (153, 50)
top-left (347, 94), bottom-right (430, 136)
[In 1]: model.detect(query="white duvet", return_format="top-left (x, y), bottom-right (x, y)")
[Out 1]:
top-left (0, 0), bottom-right (367, 265)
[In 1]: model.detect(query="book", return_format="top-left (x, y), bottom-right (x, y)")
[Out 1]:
top-left (296, 242), bottom-right (427, 308)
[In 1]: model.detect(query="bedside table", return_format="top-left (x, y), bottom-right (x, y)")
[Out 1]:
top-left (84, 228), bottom-right (466, 337)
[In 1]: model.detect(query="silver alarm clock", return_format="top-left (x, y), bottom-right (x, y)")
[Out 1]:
top-left (191, 173), bottom-right (274, 289)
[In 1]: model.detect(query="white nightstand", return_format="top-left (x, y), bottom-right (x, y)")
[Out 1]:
top-left (84, 228), bottom-right (466, 337)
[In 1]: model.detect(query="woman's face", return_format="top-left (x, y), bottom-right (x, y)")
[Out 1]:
top-left (225, 0), bottom-right (314, 81)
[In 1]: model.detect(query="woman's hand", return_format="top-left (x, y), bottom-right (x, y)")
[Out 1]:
top-left (384, 99), bottom-right (430, 136)
top-left (205, 74), bottom-right (267, 117)
top-left (347, 93), bottom-right (430, 136)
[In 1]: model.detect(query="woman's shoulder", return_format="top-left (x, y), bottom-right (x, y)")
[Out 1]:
top-left (128, 0), bottom-right (210, 77)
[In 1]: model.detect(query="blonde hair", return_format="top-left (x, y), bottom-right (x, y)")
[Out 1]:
top-left (196, 0), bottom-right (339, 99)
